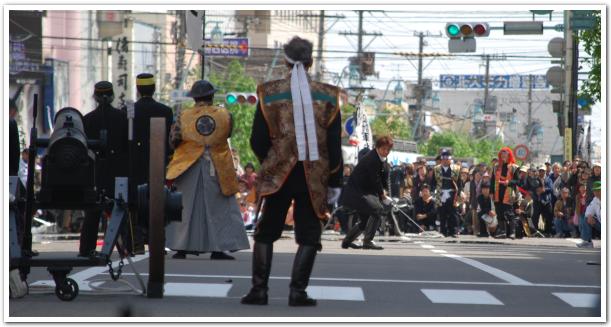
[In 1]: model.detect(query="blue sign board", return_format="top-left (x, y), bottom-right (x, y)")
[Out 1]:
top-left (344, 117), bottom-right (355, 135)
top-left (204, 38), bottom-right (249, 57)
top-left (439, 74), bottom-right (549, 89)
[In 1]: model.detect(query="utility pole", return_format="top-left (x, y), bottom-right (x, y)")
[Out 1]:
top-left (300, 11), bottom-right (345, 82)
top-left (317, 11), bottom-right (325, 81)
top-left (483, 54), bottom-right (490, 114)
top-left (339, 10), bottom-right (382, 85)
top-left (201, 11), bottom-right (206, 79)
top-left (563, 10), bottom-right (574, 161)
top-left (175, 10), bottom-right (186, 90)
top-left (357, 10), bottom-right (364, 60)
top-left (417, 33), bottom-right (424, 86)
top-left (410, 31), bottom-right (443, 141)
top-left (527, 74), bottom-right (533, 130)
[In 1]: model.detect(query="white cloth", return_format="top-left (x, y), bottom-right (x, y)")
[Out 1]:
top-left (382, 196), bottom-right (393, 206)
top-left (327, 187), bottom-right (342, 204)
top-left (440, 189), bottom-right (453, 203)
top-left (585, 197), bottom-right (601, 223)
top-left (285, 55), bottom-right (319, 161)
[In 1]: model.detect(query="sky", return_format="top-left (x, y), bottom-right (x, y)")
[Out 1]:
top-left (317, 9), bottom-right (601, 146)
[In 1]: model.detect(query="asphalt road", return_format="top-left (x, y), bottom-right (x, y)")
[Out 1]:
top-left (8, 233), bottom-right (603, 321)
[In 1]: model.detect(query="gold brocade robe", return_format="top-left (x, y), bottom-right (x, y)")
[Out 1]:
top-left (166, 104), bottom-right (239, 196)
top-left (256, 79), bottom-right (344, 219)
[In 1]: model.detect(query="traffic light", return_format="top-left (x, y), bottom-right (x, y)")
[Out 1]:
top-left (445, 23), bottom-right (490, 38)
top-left (225, 93), bottom-right (257, 106)
top-left (446, 23), bottom-right (489, 53)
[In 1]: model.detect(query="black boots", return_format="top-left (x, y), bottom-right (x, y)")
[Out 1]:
top-left (362, 217), bottom-right (383, 250)
top-left (288, 245), bottom-right (318, 307)
top-left (242, 243), bottom-right (318, 306)
top-left (241, 242), bottom-right (273, 305)
top-left (341, 225), bottom-right (363, 249)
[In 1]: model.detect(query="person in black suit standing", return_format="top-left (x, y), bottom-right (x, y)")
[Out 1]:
top-left (79, 81), bottom-right (128, 257)
top-left (132, 73), bottom-right (173, 185)
top-left (131, 73), bottom-right (174, 253)
top-left (9, 99), bottom-right (20, 177)
top-left (340, 136), bottom-right (393, 250)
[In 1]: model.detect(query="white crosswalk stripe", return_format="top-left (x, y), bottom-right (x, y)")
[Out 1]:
top-left (552, 292), bottom-right (600, 308)
top-left (164, 283), bottom-right (232, 298)
top-left (421, 289), bottom-right (504, 305)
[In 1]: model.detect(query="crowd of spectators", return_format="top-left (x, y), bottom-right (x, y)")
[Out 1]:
top-left (341, 153), bottom-right (602, 247)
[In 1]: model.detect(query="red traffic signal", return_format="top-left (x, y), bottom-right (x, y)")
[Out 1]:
top-left (246, 93), bottom-right (257, 105)
top-left (473, 23), bottom-right (489, 36)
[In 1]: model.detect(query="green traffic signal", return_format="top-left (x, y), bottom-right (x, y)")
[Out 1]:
top-left (226, 93), bottom-right (237, 104)
top-left (447, 24), bottom-right (460, 37)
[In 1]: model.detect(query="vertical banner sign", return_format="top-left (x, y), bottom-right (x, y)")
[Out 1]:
top-left (564, 128), bottom-right (572, 161)
top-left (113, 33), bottom-right (133, 109)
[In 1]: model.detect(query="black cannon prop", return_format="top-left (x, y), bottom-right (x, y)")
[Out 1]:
top-left (9, 95), bottom-right (181, 301)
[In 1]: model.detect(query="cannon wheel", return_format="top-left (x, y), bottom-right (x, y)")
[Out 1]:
top-left (147, 118), bottom-right (166, 298)
top-left (55, 278), bottom-right (79, 301)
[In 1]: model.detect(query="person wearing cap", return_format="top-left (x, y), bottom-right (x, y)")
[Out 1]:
top-left (490, 147), bottom-right (520, 239)
top-left (165, 80), bottom-right (249, 261)
top-left (527, 180), bottom-right (555, 237)
top-left (577, 181), bottom-right (601, 248)
top-left (537, 165), bottom-right (554, 205)
top-left (544, 162), bottom-right (552, 177)
top-left (130, 73), bottom-right (174, 254)
top-left (587, 162), bottom-right (601, 203)
top-left (79, 81), bottom-right (128, 257)
top-left (432, 149), bottom-right (462, 237)
top-left (242, 36), bottom-right (344, 307)
top-left (516, 166), bottom-right (529, 191)
top-left (133, 73), bottom-right (174, 181)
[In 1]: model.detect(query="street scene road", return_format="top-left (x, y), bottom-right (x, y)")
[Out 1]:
top-left (9, 233), bottom-right (602, 319)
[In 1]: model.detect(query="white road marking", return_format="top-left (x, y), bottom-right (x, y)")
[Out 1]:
top-left (306, 286), bottom-right (365, 301)
top-left (421, 244), bottom-right (435, 249)
top-left (413, 241), bottom-right (423, 244)
top-left (119, 273), bottom-right (599, 289)
top-left (552, 292), bottom-right (601, 308)
top-left (30, 254), bottom-right (150, 291)
top-left (566, 239), bottom-right (583, 244)
top-left (441, 254), bottom-right (532, 286)
top-left (164, 282), bottom-right (232, 298)
top-left (421, 289), bottom-right (504, 305)
top-left (431, 249), bottom-right (447, 253)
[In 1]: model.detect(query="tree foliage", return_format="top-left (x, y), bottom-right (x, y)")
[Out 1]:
top-left (576, 11), bottom-right (601, 103)
top-left (370, 104), bottom-right (412, 140)
top-left (190, 60), bottom-right (259, 168)
top-left (418, 131), bottom-right (505, 163)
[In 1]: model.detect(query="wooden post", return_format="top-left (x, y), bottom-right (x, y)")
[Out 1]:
top-left (147, 118), bottom-right (166, 298)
